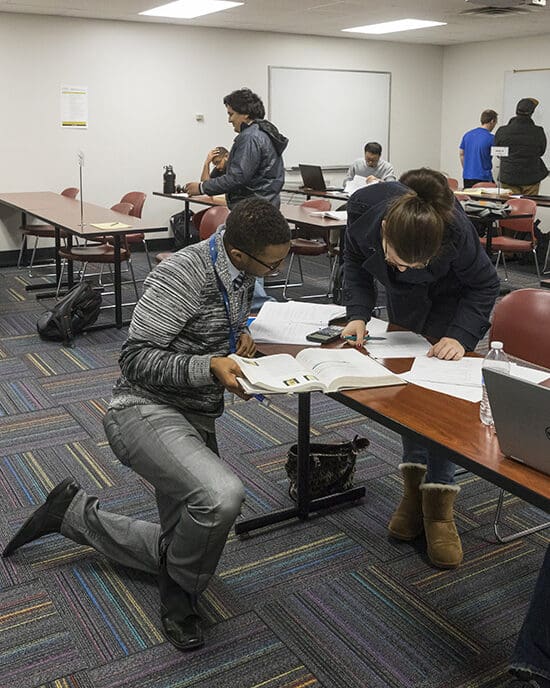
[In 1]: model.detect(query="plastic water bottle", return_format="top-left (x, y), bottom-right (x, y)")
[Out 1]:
top-left (479, 341), bottom-right (510, 425)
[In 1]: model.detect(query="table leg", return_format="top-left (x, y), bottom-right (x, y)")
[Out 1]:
top-left (113, 236), bottom-right (122, 328)
top-left (234, 392), bottom-right (365, 536)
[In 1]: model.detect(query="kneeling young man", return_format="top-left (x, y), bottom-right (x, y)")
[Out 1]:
top-left (2, 197), bottom-right (291, 652)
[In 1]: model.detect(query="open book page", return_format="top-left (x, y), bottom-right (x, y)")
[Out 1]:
top-left (462, 187), bottom-right (511, 196)
top-left (249, 301), bottom-right (346, 345)
top-left (230, 353), bottom-right (323, 393)
top-left (295, 348), bottom-right (405, 393)
top-left (308, 210), bottom-right (348, 222)
top-left (344, 175), bottom-right (367, 195)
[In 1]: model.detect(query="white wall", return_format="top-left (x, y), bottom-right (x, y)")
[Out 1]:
top-left (441, 34), bottom-right (550, 194)
top-left (0, 13), bottom-right (444, 252)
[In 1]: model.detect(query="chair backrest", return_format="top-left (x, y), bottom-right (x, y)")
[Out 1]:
top-left (446, 178), bottom-right (459, 190)
top-left (489, 288), bottom-right (550, 369)
top-left (472, 182), bottom-right (497, 188)
top-left (199, 206), bottom-right (230, 241)
top-left (120, 191), bottom-right (146, 218)
top-left (61, 187), bottom-right (79, 199)
top-left (110, 202), bottom-right (134, 215)
top-left (498, 197), bottom-right (537, 238)
top-left (301, 199), bottom-right (331, 211)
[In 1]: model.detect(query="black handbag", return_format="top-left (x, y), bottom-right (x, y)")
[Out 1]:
top-left (36, 281), bottom-right (102, 346)
top-left (285, 435), bottom-right (369, 501)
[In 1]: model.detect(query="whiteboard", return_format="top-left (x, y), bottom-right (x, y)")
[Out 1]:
top-left (503, 70), bottom-right (550, 168)
top-left (269, 66), bottom-right (391, 168)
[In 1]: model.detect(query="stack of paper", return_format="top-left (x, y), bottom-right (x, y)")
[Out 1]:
top-left (401, 357), bottom-right (549, 402)
top-left (249, 301), bottom-right (346, 345)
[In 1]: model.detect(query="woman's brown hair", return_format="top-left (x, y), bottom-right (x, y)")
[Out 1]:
top-left (383, 168), bottom-right (455, 265)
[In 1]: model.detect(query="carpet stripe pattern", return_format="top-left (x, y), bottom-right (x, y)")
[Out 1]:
top-left (0, 255), bottom-right (547, 686)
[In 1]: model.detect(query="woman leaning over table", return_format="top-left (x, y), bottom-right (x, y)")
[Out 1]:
top-left (341, 167), bottom-right (500, 569)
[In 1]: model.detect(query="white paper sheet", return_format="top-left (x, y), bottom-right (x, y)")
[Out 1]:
top-left (364, 332), bottom-right (431, 359)
top-left (249, 301), bottom-right (347, 345)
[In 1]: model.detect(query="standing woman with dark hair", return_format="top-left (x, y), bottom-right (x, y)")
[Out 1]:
top-left (342, 168), bottom-right (500, 569)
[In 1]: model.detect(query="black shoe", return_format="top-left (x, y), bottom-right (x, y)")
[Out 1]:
top-left (2, 478), bottom-right (80, 556)
top-left (508, 668), bottom-right (550, 687)
top-left (159, 542), bottom-right (204, 652)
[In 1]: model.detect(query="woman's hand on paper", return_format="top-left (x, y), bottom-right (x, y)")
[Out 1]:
top-left (427, 337), bottom-right (465, 361)
top-left (210, 357), bottom-right (250, 399)
top-left (236, 332), bottom-right (256, 358)
top-left (341, 319), bottom-right (366, 348)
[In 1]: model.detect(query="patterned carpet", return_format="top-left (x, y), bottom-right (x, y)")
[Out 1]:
top-left (0, 246), bottom-right (548, 688)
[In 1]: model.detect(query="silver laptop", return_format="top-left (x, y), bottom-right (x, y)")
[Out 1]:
top-left (299, 164), bottom-right (342, 192)
top-left (484, 368), bottom-right (550, 476)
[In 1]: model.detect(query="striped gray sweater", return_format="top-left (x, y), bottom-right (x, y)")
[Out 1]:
top-left (110, 230), bottom-right (255, 416)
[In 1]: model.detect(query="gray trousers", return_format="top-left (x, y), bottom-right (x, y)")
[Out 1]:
top-left (61, 403), bottom-right (245, 596)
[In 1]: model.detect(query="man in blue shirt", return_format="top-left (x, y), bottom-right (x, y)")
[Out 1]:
top-left (459, 109), bottom-right (498, 188)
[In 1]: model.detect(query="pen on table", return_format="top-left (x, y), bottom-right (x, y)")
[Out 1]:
top-left (343, 335), bottom-right (386, 342)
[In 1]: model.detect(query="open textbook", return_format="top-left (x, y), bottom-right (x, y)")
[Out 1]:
top-left (231, 347), bottom-right (405, 394)
top-left (308, 210), bottom-right (348, 222)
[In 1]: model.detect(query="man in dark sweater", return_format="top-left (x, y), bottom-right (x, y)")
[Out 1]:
top-left (2, 198), bottom-right (291, 653)
top-left (494, 98), bottom-right (548, 195)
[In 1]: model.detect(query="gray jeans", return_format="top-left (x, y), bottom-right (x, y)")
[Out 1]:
top-left (61, 404), bottom-right (245, 596)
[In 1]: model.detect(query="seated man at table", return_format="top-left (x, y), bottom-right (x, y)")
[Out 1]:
top-left (2, 197), bottom-right (291, 653)
top-left (200, 146), bottom-right (229, 182)
top-left (343, 142), bottom-right (397, 186)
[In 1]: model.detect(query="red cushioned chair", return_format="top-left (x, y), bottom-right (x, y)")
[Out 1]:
top-left (488, 288), bottom-right (550, 542)
top-left (282, 199), bottom-right (335, 301)
top-left (479, 198), bottom-right (540, 281)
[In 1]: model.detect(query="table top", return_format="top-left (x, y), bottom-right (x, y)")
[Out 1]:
top-left (280, 203), bottom-right (347, 229)
top-left (460, 189), bottom-right (550, 208)
top-left (0, 191), bottom-right (166, 238)
top-left (153, 192), bottom-right (226, 208)
top-left (257, 340), bottom-right (550, 513)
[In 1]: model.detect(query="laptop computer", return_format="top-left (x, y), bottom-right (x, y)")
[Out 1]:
top-left (299, 164), bottom-right (343, 192)
top-left (484, 368), bottom-right (550, 476)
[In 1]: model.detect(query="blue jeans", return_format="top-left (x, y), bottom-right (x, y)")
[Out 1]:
top-left (510, 543), bottom-right (550, 682)
top-left (402, 436), bottom-right (456, 484)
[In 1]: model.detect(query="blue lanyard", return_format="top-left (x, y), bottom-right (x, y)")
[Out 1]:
top-left (209, 234), bottom-right (238, 354)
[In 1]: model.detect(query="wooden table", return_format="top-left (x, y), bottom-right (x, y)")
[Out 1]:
top-left (236, 341), bottom-right (550, 535)
top-left (283, 186), bottom-right (349, 203)
top-left (0, 192), bottom-right (166, 329)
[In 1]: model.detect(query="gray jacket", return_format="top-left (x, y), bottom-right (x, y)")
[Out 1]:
top-left (110, 230), bottom-right (255, 416)
top-left (202, 120), bottom-right (288, 208)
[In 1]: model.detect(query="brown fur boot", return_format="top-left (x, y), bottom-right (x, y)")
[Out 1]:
top-left (388, 463), bottom-right (427, 541)
top-left (421, 483), bottom-right (463, 569)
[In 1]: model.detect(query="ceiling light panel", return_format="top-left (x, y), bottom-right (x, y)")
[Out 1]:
top-left (342, 18), bottom-right (447, 34)
top-left (140, 0), bottom-right (243, 20)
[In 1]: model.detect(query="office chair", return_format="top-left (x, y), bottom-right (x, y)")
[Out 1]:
top-left (282, 199), bottom-right (334, 300)
top-left (488, 288), bottom-right (550, 542)
top-left (198, 206), bottom-right (230, 240)
top-left (17, 187), bottom-right (79, 277)
top-left (479, 198), bottom-right (540, 281)
top-left (472, 182), bottom-right (497, 188)
top-left (446, 177), bottom-right (459, 191)
top-left (109, 192), bottom-right (150, 269)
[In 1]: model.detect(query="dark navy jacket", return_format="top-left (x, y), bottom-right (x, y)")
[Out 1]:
top-left (494, 116), bottom-right (548, 186)
top-left (343, 182), bottom-right (500, 351)
top-left (202, 120), bottom-right (288, 209)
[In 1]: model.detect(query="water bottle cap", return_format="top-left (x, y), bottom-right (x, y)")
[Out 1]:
top-left (490, 341), bottom-right (503, 349)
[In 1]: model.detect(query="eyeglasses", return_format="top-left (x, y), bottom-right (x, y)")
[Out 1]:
top-left (234, 246), bottom-right (285, 273)
top-left (382, 238), bottom-right (430, 271)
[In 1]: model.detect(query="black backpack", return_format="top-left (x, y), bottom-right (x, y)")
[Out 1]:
top-left (37, 281), bottom-right (102, 346)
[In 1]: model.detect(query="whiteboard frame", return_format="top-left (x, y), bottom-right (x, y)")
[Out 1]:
top-left (268, 65), bottom-right (392, 169)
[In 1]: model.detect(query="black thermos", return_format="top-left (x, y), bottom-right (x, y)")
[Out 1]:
top-left (163, 165), bottom-right (176, 194)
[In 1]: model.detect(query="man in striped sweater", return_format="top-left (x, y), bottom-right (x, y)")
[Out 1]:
top-left (3, 198), bottom-right (291, 652)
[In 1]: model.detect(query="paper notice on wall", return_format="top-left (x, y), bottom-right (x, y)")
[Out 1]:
top-left (61, 85), bottom-right (88, 128)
